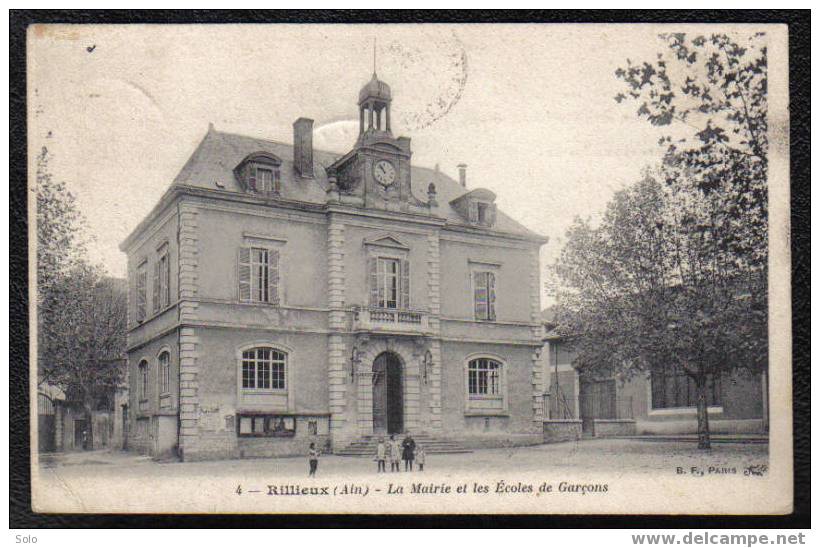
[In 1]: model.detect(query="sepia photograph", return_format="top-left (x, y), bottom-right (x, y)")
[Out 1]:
top-left (17, 16), bottom-right (799, 520)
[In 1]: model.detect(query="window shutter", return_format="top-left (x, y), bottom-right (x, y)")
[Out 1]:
top-left (368, 257), bottom-right (379, 307)
top-left (474, 272), bottom-right (487, 319)
top-left (274, 169), bottom-right (281, 194)
top-left (238, 247), bottom-right (251, 302)
top-left (468, 201), bottom-right (478, 223)
top-left (152, 261), bottom-right (160, 312)
top-left (136, 269), bottom-right (146, 321)
top-left (487, 204), bottom-right (497, 227)
top-left (487, 272), bottom-right (496, 321)
top-left (163, 256), bottom-right (171, 307)
top-left (268, 249), bottom-right (280, 305)
top-left (400, 259), bottom-right (410, 309)
top-left (248, 165), bottom-right (257, 192)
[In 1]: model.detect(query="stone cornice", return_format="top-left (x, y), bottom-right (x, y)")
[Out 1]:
top-left (122, 184), bottom-right (546, 254)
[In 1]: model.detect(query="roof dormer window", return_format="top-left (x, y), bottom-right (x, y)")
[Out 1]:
top-left (252, 165), bottom-right (279, 194)
top-left (235, 152), bottom-right (283, 197)
top-left (450, 188), bottom-right (498, 228)
top-left (476, 202), bottom-right (489, 225)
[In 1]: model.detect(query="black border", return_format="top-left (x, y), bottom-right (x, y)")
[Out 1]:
top-left (9, 9), bottom-right (810, 529)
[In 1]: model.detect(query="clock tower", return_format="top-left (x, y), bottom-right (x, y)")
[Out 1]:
top-left (327, 73), bottom-right (427, 213)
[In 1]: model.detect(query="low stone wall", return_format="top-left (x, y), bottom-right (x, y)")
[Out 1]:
top-left (239, 435), bottom-right (331, 459)
top-left (593, 419), bottom-right (636, 438)
top-left (543, 419), bottom-right (582, 443)
top-left (458, 432), bottom-right (544, 450)
top-left (636, 418), bottom-right (765, 436)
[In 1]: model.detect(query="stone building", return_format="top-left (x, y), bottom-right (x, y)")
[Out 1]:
top-left (120, 73), bottom-right (547, 461)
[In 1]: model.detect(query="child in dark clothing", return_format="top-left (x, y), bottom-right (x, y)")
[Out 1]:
top-left (308, 442), bottom-right (320, 477)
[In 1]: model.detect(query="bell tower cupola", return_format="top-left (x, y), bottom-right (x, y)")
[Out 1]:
top-left (326, 57), bottom-right (426, 214)
top-left (358, 72), bottom-right (392, 137)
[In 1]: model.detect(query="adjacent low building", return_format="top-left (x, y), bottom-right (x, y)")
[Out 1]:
top-left (541, 309), bottom-right (769, 440)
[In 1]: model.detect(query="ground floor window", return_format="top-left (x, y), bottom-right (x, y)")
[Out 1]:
top-left (237, 414), bottom-right (296, 437)
top-left (465, 356), bottom-right (506, 413)
top-left (650, 366), bottom-right (721, 409)
top-left (241, 347), bottom-right (286, 391)
top-left (468, 358), bottom-right (501, 396)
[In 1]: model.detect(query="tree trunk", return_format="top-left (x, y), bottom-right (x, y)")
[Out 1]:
top-left (695, 375), bottom-right (711, 450)
top-left (83, 400), bottom-right (94, 451)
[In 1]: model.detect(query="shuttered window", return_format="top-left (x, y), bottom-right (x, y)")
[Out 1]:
top-left (153, 244), bottom-right (170, 312)
top-left (238, 246), bottom-right (280, 304)
top-left (136, 262), bottom-right (147, 322)
top-left (248, 164), bottom-right (281, 195)
top-left (369, 257), bottom-right (410, 309)
top-left (468, 200), bottom-right (496, 227)
top-left (473, 271), bottom-right (496, 321)
top-left (152, 261), bottom-right (161, 313)
top-left (159, 246), bottom-right (170, 308)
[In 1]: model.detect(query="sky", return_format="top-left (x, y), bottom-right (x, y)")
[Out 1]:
top-left (29, 24), bottom-right (714, 305)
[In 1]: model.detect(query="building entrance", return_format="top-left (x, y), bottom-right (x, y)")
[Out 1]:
top-left (372, 352), bottom-right (404, 435)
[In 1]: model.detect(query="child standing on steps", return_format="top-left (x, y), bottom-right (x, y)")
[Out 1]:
top-left (375, 437), bottom-right (386, 473)
top-left (416, 446), bottom-right (426, 472)
top-left (389, 434), bottom-right (401, 472)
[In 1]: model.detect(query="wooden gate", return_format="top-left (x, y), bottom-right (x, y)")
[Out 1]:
top-left (37, 393), bottom-right (56, 453)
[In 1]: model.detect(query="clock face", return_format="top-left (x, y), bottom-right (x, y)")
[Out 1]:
top-left (373, 160), bottom-right (397, 187)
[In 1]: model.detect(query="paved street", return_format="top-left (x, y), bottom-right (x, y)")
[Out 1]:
top-left (33, 439), bottom-right (769, 513)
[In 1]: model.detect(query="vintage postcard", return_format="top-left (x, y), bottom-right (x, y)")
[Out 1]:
top-left (27, 22), bottom-right (792, 515)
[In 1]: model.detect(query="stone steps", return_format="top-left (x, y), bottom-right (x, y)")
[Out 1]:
top-left (336, 435), bottom-right (473, 456)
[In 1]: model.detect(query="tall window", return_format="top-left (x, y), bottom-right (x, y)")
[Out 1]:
top-left (651, 366), bottom-right (721, 409)
top-left (369, 256), bottom-right (410, 309)
top-left (378, 257), bottom-right (399, 309)
top-left (241, 347), bottom-right (287, 391)
top-left (136, 262), bottom-right (147, 322)
top-left (473, 271), bottom-right (496, 321)
top-left (468, 358), bottom-right (501, 396)
top-left (153, 245), bottom-right (170, 312)
top-left (158, 351), bottom-right (170, 395)
top-left (138, 360), bottom-right (149, 400)
top-left (238, 246), bottom-right (280, 304)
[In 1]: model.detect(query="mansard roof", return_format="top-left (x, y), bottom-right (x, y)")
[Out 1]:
top-left (169, 126), bottom-right (544, 241)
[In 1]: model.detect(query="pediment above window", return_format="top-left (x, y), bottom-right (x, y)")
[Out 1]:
top-left (363, 233), bottom-right (411, 251)
top-left (234, 152), bottom-right (283, 196)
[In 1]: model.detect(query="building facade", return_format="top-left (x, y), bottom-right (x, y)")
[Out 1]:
top-left (542, 311), bottom-right (769, 439)
top-left (121, 74), bottom-right (547, 461)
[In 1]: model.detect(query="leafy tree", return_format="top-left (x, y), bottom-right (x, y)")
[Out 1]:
top-left (614, 32), bottom-right (768, 276)
top-left (36, 146), bottom-right (87, 295)
top-left (38, 265), bottom-right (127, 445)
top-left (550, 32), bottom-right (768, 449)
top-left (552, 171), bottom-right (767, 449)
top-left (36, 147), bottom-right (127, 448)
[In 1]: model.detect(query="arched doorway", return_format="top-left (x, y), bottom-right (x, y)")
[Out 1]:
top-left (372, 352), bottom-right (403, 435)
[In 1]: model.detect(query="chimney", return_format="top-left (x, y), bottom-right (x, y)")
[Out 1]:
top-left (457, 164), bottom-right (467, 187)
top-left (293, 117), bottom-right (314, 178)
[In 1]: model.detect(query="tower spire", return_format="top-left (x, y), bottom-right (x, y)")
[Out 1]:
top-left (373, 38), bottom-right (377, 77)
